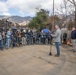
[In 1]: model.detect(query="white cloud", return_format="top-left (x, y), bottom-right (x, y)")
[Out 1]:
top-left (3, 12), bottom-right (11, 16)
top-left (0, 1), bottom-right (10, 16)
top-left (0, 2), bottom-right (7, 12)
top-left (6, 0), bottom-right (63, 16)
top-left (0, 0), bottom-right (64, 16)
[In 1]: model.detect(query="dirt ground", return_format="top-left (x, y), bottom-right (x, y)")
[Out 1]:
top-left (0, 45), bottom-right (76, 75)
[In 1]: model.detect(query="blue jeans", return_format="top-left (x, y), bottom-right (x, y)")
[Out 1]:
top-left (0, 40), bottom-right (3, 49)
top-left (55, 42), bottom-right (60, 56)
top-left (6, 38), bottom-right (11, 48)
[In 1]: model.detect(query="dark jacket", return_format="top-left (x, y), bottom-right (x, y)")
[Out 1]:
top-left (21, 32), bottom-right (25, 37)
top-left (71, 30), bottom-right (76, 39)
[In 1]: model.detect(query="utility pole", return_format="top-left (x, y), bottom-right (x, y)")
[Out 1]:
top-left (52, 0), bottom-right (55, 30)
top-left (49, 0), bottom-right (55, 56)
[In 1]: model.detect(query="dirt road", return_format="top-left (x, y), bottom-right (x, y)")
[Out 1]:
top-left (0, 45), bottom-right (76, 75)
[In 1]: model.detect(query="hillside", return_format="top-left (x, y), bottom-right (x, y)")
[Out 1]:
top-left (0, 15), bottom-right (33, 23)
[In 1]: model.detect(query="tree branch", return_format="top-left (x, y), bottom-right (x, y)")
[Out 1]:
top-left (67, 0), bottom-right (74, 4)
top-left (68, 0), bottom-right (76, 6)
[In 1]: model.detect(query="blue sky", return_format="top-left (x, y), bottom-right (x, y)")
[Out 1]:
top-left (0, 0), bottom-right (7, 2)
top-left (0, 0), bottom-right (64, 17)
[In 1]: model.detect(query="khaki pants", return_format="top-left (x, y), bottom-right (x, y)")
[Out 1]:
top-left (22, 37), bottom-right (26, 45)
top-left (71, 39), bottom-right (76, 51)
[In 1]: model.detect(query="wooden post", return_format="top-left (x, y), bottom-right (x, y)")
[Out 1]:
top-left (49, 0), bottom-right (55, 56)
top-left (52, 0), bottom-right (55, 30)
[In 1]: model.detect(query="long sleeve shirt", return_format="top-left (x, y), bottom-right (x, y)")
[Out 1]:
top-left (51, 28), bottom-right (61, 42)
top-left (0, 35), bottom-right (2, 40)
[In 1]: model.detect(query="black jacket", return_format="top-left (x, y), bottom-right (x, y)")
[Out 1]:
top-left (71, 30), bottom-right (76, 39)
top-left (21, 32), bottom-right (25, 37)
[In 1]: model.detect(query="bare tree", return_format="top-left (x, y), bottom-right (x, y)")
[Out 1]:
top-left (55, 0), bottom-right (75, 28)
top-left (55, 0), bottom-right (68, 27)
top-left (68, 0), bottom-right (76, 28)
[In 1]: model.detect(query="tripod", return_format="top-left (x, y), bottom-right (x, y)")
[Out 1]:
top-left (49, 39), bottom-right (53, 56)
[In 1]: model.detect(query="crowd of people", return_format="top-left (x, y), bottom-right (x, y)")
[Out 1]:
top-left (0, 27), bottom-right (53, 51)
top-left (0, 25), bottom-right (76, 57)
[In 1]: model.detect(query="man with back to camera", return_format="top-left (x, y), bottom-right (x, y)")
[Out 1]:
top-left (51, 25), bottom-right (61, 57)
